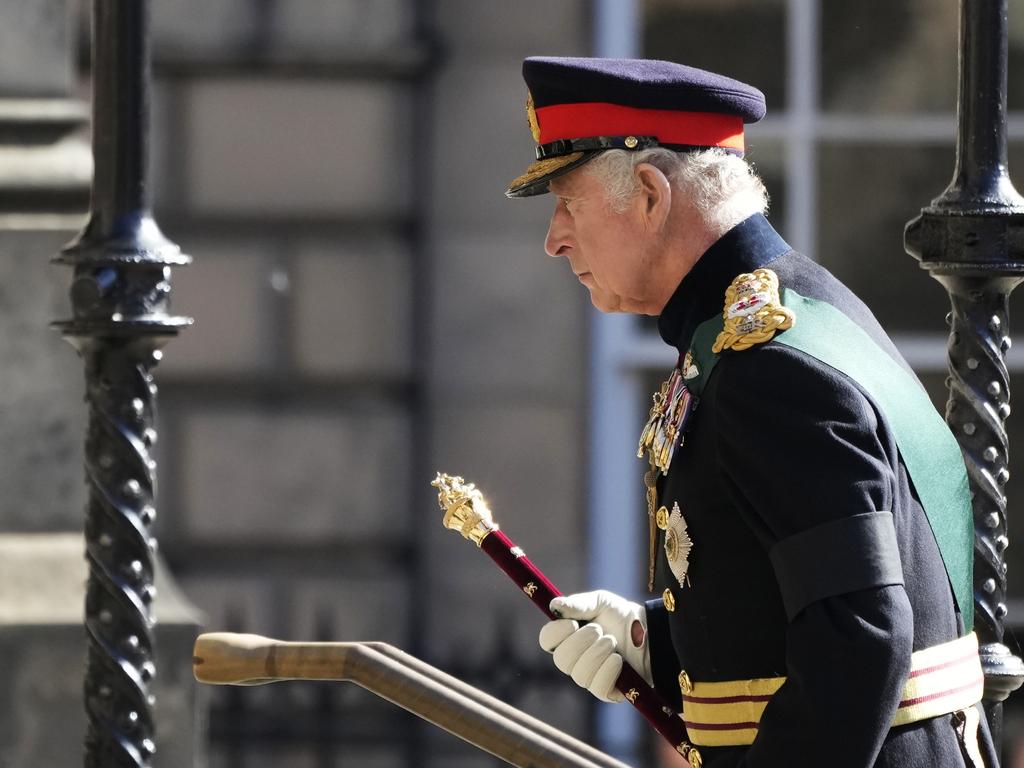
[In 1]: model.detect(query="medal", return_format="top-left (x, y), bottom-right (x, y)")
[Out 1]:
top-left (639, 365), bottom-right (696, 589)
top-left (637, 368), bottom-right (694, 476)
top-left (664, 502), bottom-right (693, 588)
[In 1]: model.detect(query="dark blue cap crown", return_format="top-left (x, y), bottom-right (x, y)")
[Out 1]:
top-left (523, 57), bottom-right (766, 122)
top-left (506, 57), bottom-right (766, 198)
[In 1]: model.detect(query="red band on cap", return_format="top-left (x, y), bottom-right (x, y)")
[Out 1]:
top-left (535, 102), bottom-right (745, 152)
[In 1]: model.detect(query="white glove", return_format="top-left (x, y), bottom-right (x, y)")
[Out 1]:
top-left (538, 590), bottom-right (652, 703)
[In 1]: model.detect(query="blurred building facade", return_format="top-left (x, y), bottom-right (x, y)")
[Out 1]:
top-left (145, 1), bottom-right (592, 766)
top-left (4, 1), bottom-right (1024, 767)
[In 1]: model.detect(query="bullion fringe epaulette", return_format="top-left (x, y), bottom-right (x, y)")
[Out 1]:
top-left (712, 268), bottom-right (795, 353)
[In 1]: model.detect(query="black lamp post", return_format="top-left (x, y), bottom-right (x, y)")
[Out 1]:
top-left (905, 0), bottom-right (1024, 750)
top-left (52, 1), bottom-right (190, 765)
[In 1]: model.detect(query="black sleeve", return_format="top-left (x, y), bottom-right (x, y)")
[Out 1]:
top-left (645, 598), bottom-right (683, 711)
top-left (711, 344), bottom-right (913, 768)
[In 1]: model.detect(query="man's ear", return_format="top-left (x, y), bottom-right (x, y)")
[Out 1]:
top-left (635, 163), bottom-right (672, 230)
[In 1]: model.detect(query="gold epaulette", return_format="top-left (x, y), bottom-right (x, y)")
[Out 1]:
top-left (712, 268), bottom-right (795, 353)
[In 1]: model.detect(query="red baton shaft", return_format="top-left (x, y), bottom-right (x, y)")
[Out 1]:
top-left (432, 474), bottom-right (700, 767)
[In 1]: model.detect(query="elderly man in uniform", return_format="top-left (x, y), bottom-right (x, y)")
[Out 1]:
top-left (508, 57), bottom-right (996, 768)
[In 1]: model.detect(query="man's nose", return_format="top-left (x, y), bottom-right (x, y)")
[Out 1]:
top-left (544, 203), bottom-right (573, 258)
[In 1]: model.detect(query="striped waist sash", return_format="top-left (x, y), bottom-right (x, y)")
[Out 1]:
top-left (681, 633), bottom-right (984, 747)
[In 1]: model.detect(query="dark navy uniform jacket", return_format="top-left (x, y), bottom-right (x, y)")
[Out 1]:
top-left (645, 213), bottom-right (996, 768)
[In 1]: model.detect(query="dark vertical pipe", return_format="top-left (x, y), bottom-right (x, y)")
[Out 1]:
top-left (944, 0), bottom-right (1016, 210)
top-left (90, 0), bottom-right (147, 227)
top-left (905, 0), bottom-right (1024, 753)
top-left (51, 1), bottom-right (191, 766)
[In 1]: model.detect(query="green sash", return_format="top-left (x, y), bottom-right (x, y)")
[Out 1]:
top-left (685, 288), bottom-right (974, 630)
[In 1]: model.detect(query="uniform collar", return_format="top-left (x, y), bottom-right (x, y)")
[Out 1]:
top-left (657, 213), bottom-right (792, 352)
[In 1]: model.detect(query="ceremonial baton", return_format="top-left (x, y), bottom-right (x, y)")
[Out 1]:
top-left (431, 473), bottom-right (702, 767)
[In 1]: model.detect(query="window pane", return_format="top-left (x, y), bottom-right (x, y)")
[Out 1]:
top-left (817, 141), bottom-right (1024, 333)
top-left (643, 0), bottom-right (786, 112)
top-left (817, 143), bottom-right (955, 332)
top-left (821, 1), bottom-right (958, 114)
top-left (747, 139), bottom-right (786, 232)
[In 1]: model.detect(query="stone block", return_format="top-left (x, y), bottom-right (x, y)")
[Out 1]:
top-left (209, 746), bottom-right (403, 768)
top-left (178, 407), bottom-right (411, 543)
top-left (177, 574), bottom-right (274, 640)
top-left (284, 574), bottom-right (409, 646)
top-left (182, 80), bottom-right (412, 216)
top-left (0, 0), bottom-right (73, 97)
top-left (436, 0), bottom-right (589, 55)
top-left (207, 747), bottom-right (320, 768)
top-left (431, 233), bottom-right (584, 401)
top-left (292, 237), bottom-right (411, 377)
top-left (270, 0), bottom-right (412, 55)
top-left (424, 404), bottom-right (584, 658)
top-left (430, 59), bottom-right (554, 231)
top-left (152, 0), bottom-right (411, 59)
top-left (158, 237), bottom-right (278, 376)
top-left (0, 229), bottom-right (86, 532)
top-left (422, 742), bottom-right (501, 768)
top-left (150, 79), bottom-right (178, 211)
top-left (0, 534), bottom-right (202, 768)
top-left (152, 0), bottom-right (265, 59)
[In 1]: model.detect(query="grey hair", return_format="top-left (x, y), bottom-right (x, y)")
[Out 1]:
top-left (584, 147), bottom-right (769, 232)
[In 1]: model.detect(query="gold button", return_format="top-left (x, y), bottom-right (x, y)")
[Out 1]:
top-left (675, 743), bottom-right (702, 768)
top-left (624, 135), bottom-right (639, 149)
top-left (679, 669), bottom-right (693, 695)
top-left (662, 587), bottom-right (676, 612)
top-left (656, 505), bottom-right (670, 530)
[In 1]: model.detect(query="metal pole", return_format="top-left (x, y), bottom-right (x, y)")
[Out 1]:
top-left (905, 0), bottom-right (1024, 751)
top-left (52, 1), bottom-right (191, 765)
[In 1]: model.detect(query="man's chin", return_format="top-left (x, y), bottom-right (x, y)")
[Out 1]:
top-left (588, 292), bottom-right (624, 314)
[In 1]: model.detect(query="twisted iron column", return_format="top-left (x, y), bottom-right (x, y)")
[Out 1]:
top-left (905, 0), bottom-right (1024, 750)
top-left (52, 1), bottom-right (190, 765)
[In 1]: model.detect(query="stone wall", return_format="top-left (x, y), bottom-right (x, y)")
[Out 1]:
top-left (149, 1), bottom-right (590, 766)
top-left (0, 2), bottom-right (205, 766)
top-left (1, 1), bottom-right (598, 766)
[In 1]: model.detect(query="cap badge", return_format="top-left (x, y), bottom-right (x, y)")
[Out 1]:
top-left (713, 268), bottom-right (795, 353)
top-left (664, 502), bottom-right (693, 588)
top-left (525, 91), bottom-right (541, 143)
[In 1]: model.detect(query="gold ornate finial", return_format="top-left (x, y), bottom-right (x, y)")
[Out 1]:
top-left (712, 268), bottom-right (795, 353)
top-left (432, 473), bottom-right (499, 547)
